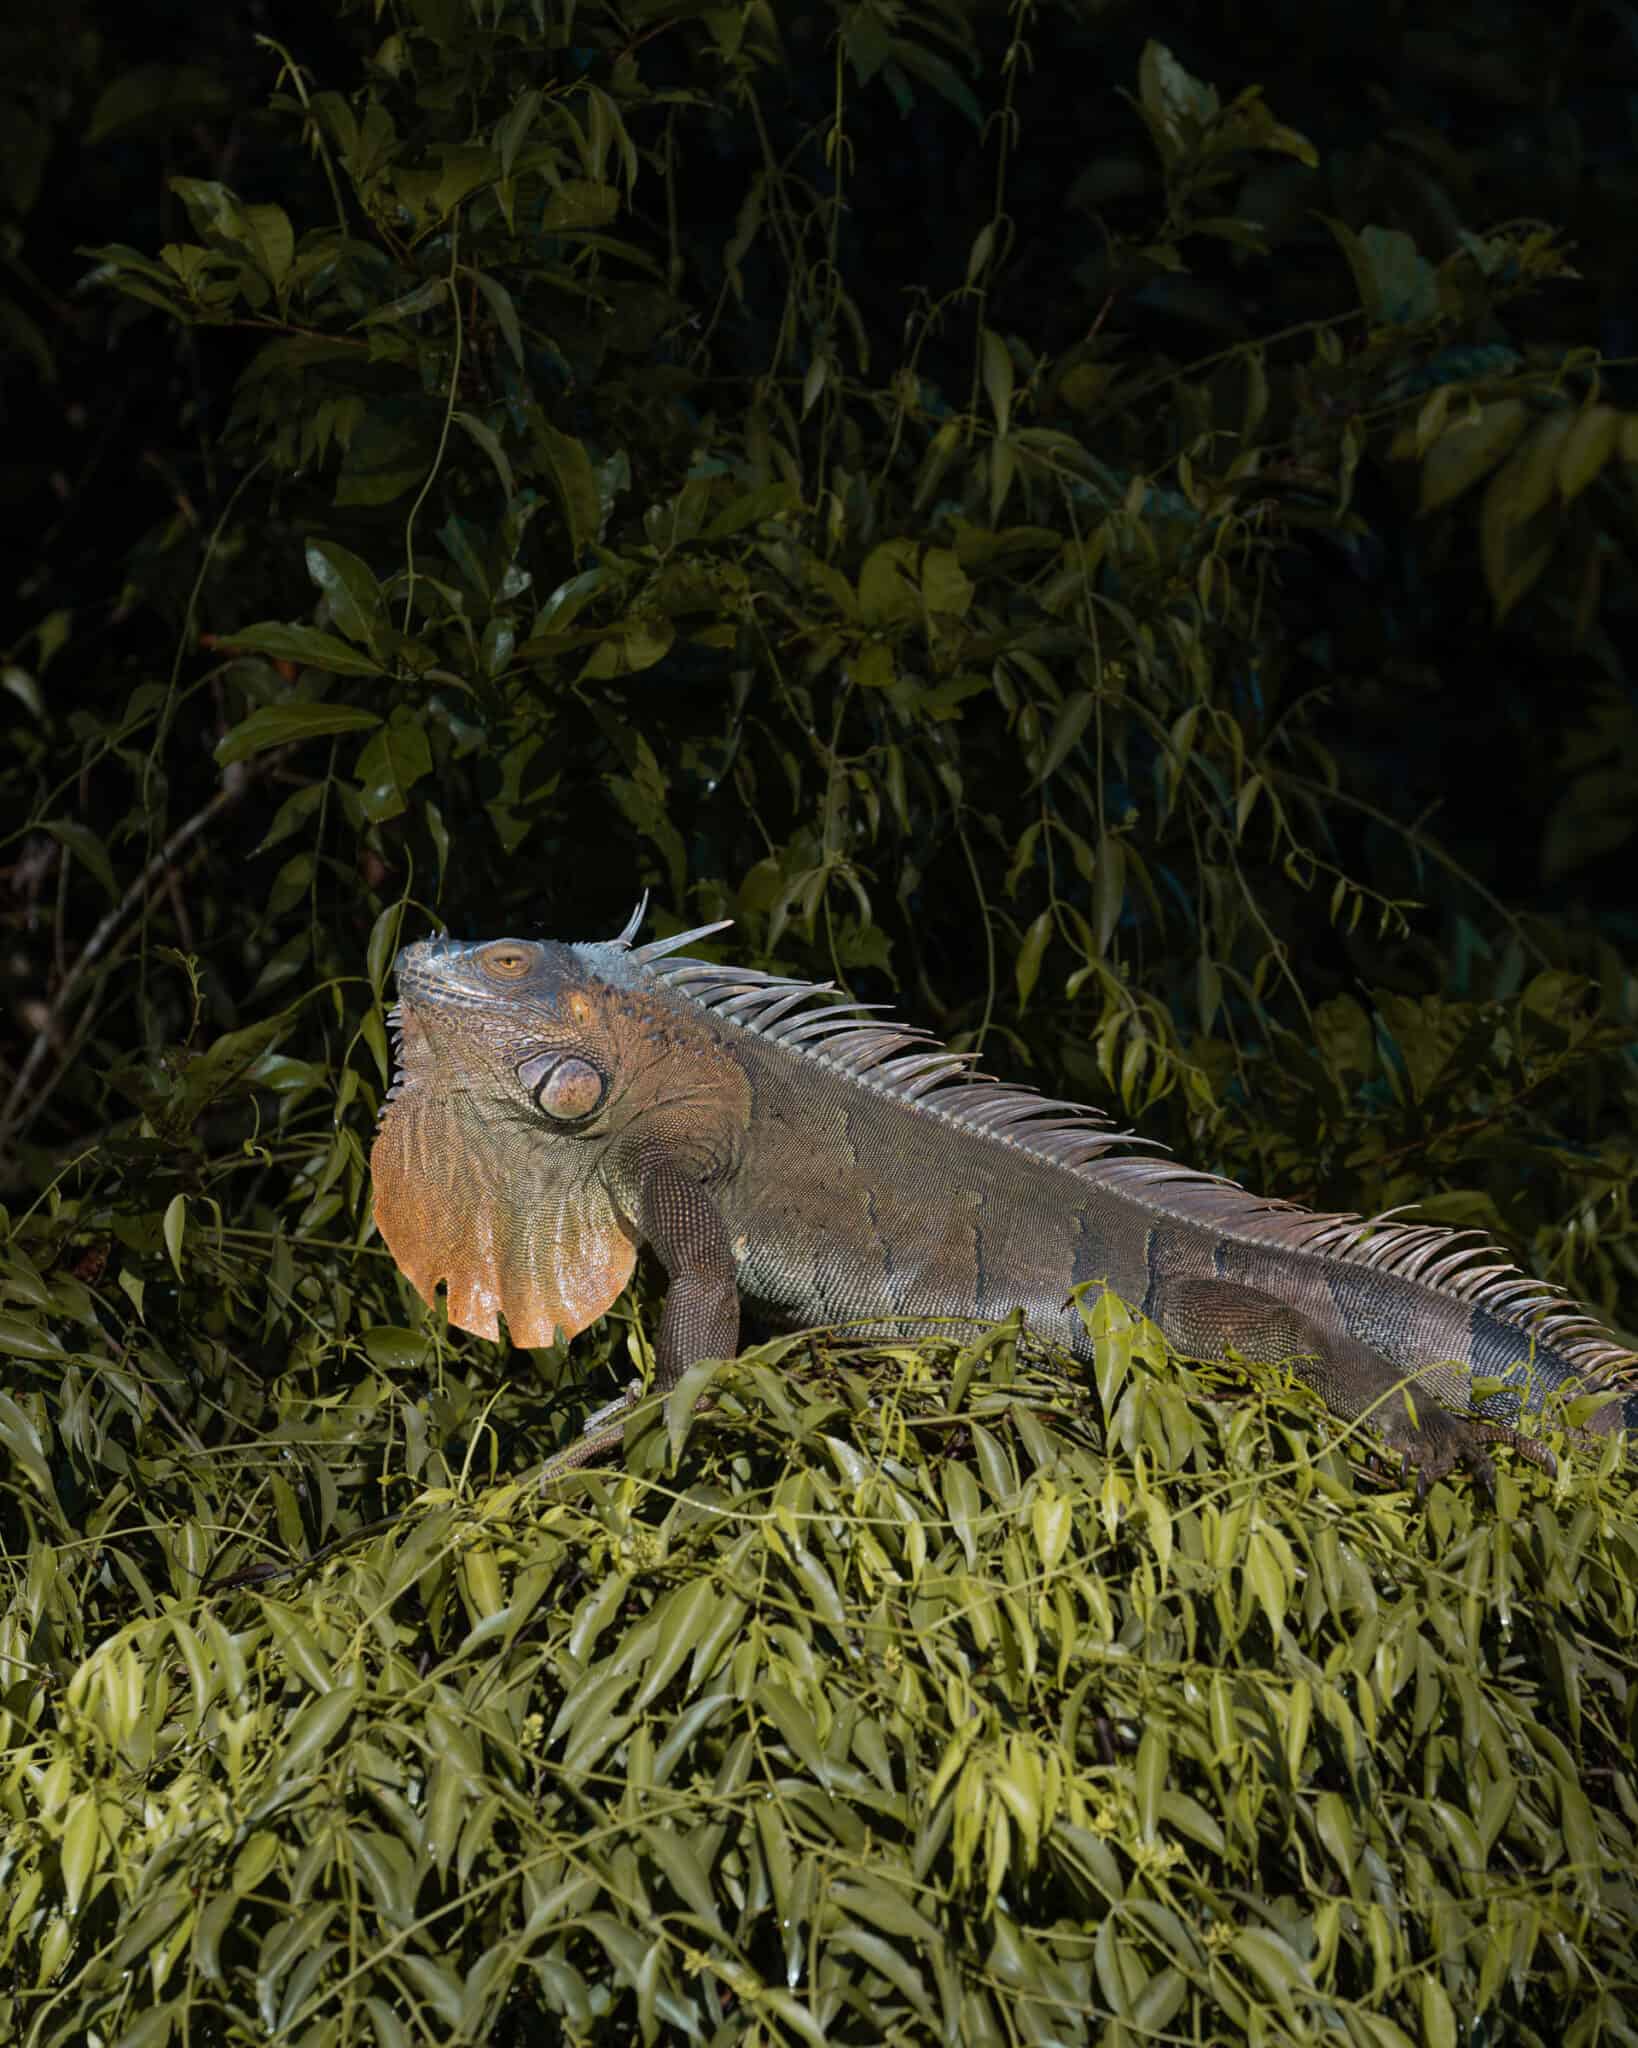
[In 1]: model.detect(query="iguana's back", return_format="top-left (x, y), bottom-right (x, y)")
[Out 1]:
top-left (372, 912), bottom-right (1638, 1480)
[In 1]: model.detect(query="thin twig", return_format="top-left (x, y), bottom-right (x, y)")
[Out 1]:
top-left (0, 764), bottom-right (252, 1154)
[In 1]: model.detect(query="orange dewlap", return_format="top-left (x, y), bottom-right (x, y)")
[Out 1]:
top-left (371, 1086), bottom-right (635, 1349)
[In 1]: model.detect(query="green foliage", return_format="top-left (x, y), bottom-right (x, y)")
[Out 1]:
top-left (5, 1), bottom-right (1638, 2039)
top-left (14, 5), bottom-right (1638, 1130)
top-left (4, 1308), bottom-right (1637, 2046)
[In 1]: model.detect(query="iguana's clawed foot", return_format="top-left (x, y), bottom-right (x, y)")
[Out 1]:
top-left (535, 1381), bottom-right (647, 1487)
top-left (1378, 1402), bottom-right (1556, 1497)
top-left (580, 1380), bottom-right (643, 1435)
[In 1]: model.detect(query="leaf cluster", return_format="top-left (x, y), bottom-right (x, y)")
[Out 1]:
top-left (3, 1307), bottom-right (1637, 2046)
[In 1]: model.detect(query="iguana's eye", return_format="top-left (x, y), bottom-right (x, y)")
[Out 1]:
top-left (481, 944), bottom-right (535, 980)
top-left (518, 1052), bottom-right (606, 1122)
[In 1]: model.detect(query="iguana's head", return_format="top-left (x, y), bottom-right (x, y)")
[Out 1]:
top-left (371, 932), bottom-right (748, 1347)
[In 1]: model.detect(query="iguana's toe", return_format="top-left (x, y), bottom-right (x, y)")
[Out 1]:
top-left (1382, 1401), bottom-right (1555, 1496)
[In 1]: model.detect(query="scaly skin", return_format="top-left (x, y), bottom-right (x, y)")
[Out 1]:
top-left (372, 918), bottom-right (1638, 1487)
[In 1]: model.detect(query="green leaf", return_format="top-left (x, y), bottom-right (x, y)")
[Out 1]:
top-left (257, 781), bottom-right (326, 855)
top-left (1015, 909), bottom-right (1052, 1008)
top-left (756, 1992), bottom-right (829, 2048)
top-left (58, 1794), bottom-right (104, 1917)
top-left (305, 541), bottom-right (383, 649)
top-left (1420, 1977), bottom-right (1457, 2048)
top-left (0, 1313), bottom-right (66, 1361)
top-left (494, 88), bottom-right (542, 181)
top-left (1232, 1926), bottom-right (1312, 2011)
top-left (701, 481), bottom-right (801, 540)
top-left (162, 1195), bottom-right (186, 1281)
top-left (1327, 220), bottom-right (1437, 325)
top-left (631, 1579), bottom-right (721, 1715)
top-left (1499, 411), bottom-right (1575, 528)
top-left (278, 1685), bottom-right (359, 1780)
top-left (455, 409), bottom-right (515, 501)
top-left (367, 901), bottom-right (407, 998)
top-left (361, 1326), bottom-right (431, 1371)
top-left (831, 1879), bottom-right (940, 1946)
top-left (539, 178), bottom-right (621, 230)
top-left (755, 1684), bottom-right (830, 1782)
top-left (888, 40), bottom-right (983, 130)
top-left (46, 818), bottom-right (118, 902)
top-left (980, 329), bottom-right (1013, 435)
top-left (472, 271), bottom-right (525, 370)
top-left (1556, 404), bottom-right (1620, 501)
top-left (335, 412), bottom-right (433, 508)
top-left (1138, 39), bottom-right (1218, 148)
top-left (1031, 690), bottom-right (1095, 787)
top-left (1092, 836), bottom-right (1126, 954)
top-left (642, 1824), bottom-right (723, 1932)
top-left (215, 699), bottom-right (381, 765)
top-left (857, 541), bottom-right (920, 627)
top-left (1417, 400), bottom-right (1528, 514)
top-left (168, 175), bottom-right (244, 242)
top-left (920, 548), bottom-right (974, 616)
top-left (1479, 442), bottom-right (1559, 621)
top-left (1244, 1528), bottom-right (1288, 1636)
top-left (790, 1546), bottom-right (848, 1634)
top-left (0, 1389), bottom-right (59, 1500)
top-left (355, 707), bottom-right (432, 823)
top-left (666, 1355), bottom-right (726, 1466)
top-left (363, 279), bottom-right (448, 326)
top-left (608, 730), bottom-right (686, 899)
top-left (532, 418), bottom-right (602, 559)
top-left (219, 621), bottom-right (384, 678)
top-left (160, 1012), bottom-right (293, 1134)
top-left (832, 1924), bottom-right (938, 2023)
top-left (580, 616), bottom-right (675, 679)
top-left (240, 204), bottom-right (294, 287)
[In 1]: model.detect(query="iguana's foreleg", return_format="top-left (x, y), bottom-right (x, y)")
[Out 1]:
top-left (632, 1148), bottom-right (740, 1382)
top-left (542, 1144), bottom-right (739, 1480)
top-left (1149, 1273), bottom-right (1552, 1487)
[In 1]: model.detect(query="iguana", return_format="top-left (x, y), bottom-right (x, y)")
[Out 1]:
top-left (371, 904), bottom-right (1638, 1484)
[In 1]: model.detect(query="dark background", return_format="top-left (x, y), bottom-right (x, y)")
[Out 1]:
top-left (3, 0), bottom-right (1637, 1321)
